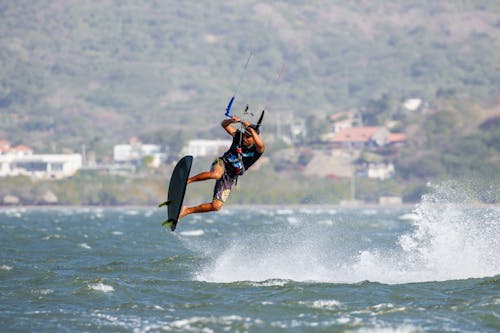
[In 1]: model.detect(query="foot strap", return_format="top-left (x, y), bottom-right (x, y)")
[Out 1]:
top-left (158, 200), bottom-right (171, 208)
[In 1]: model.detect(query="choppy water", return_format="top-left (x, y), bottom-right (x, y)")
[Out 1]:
top-left (1, 185), bottom-right (499, 332)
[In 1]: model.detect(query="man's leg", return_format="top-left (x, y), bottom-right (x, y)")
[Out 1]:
top-left (178, 199), bottom-right (223, 220)
top-left (179, 167), bottom-right (234, 222)
top-left (187, 160), bottom-right (224, 184)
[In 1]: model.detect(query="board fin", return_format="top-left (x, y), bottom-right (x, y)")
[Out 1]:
top-left (158, 200), bottom-right (171, 208)
top-left (161, 219), bottom-right (177, 232)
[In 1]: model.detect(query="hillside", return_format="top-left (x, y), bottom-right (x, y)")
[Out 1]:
top-left (1, 0), bottom-right (499, 157)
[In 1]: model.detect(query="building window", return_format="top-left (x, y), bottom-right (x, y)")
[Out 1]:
top-left (51, 163), bottom-right (64, 171)
top-left (14, 162), bottom-right (47, 172)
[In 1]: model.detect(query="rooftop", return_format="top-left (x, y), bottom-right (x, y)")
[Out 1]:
top-left (330, 127), bottom-right (384, 143)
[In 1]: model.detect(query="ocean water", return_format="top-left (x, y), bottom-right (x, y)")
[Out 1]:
top-left (1, 185), bottom-right (499, 332)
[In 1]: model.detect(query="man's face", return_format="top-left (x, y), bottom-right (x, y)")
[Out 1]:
top-left (242, 132), bottom-right (255, 146)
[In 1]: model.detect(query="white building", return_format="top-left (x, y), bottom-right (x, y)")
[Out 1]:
top-left (183, 139), bottom-right (231, 158)
top-left (330, 111), bottom-right (363, 133)
top-left (114, 144), bottom-right (138, 162)
top-left (113, 141), bottom-right (164, 168)
top-left (402, 98), bottom-right (422, 111)
top-left (0, 154), bottom-right (83, 179)
top-left (367, 163), bottom-right (395, 180)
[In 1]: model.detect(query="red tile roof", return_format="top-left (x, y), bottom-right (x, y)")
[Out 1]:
top-left (388, 133), bottom-right (408, 143)
top-left (0, 140), bottom-right (11, 153)
top-left (330, 111), bottom-right (354, 121)
top-left (331, 127), bottom-right (384, 143)
top-left (11, 145), bottom-right (33, 152)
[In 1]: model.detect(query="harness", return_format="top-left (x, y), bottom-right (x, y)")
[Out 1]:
top-left (222, 131), bottom-right (256, 178)
top-left (222, 148), bottom-right (245, 176)
top-left (222, 132), bottom-right (245, 176)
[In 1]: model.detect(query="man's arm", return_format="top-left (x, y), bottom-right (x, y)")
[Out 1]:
top-left (221, 117), bottom-right (239, 137)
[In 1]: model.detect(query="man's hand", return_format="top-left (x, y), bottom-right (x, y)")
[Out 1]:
top-left (221, 117), bottom-right (239, 137)
top-left (222, 116), bottom-right (239, 128)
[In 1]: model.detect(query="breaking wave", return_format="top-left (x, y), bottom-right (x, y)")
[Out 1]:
top-left (194, 182), bottom-right (499, 284)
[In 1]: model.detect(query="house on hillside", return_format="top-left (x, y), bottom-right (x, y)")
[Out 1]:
top-left (182, 139), bottom-right (231, 158)
top-left (329, 111), bottom-right (362, 133)
top-left (9, 145), bottom-right (34, 156)
top-left (327, 127), bottom-right (407, 150)
top-left (366, 163), bottom-right (395, 180)
top-left (0, 140), bottom-right (10, 153)
top-left (0, 141), bottom-right (34, 156)
top-left (0, 154), bottom-right (82, 179)
top-left (387, 133), bottom-right (408, 148)
top-left (0, 140), bottom-right (82, 179)
top-left (113, 137), bottom-right (165, 168)
top-left (402, 98), bottom-right (422, 112)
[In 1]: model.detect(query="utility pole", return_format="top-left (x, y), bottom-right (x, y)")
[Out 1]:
top-left (81, 144), bottom-right (87, 167)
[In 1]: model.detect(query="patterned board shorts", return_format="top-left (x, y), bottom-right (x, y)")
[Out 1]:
top-left (211, 158), bottom-right (236, 204)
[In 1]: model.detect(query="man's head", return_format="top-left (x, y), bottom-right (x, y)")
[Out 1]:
top-left (247, 124), bottom-right (260, 134)
top-left (242, 124), bottom-right (259, 146)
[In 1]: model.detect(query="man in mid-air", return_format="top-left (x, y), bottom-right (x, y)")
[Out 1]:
top-left (178, 116), bottom-right (265, 221)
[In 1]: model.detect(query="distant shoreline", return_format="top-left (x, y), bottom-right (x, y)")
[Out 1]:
top-left (1, 202), bottom-right (497, 210)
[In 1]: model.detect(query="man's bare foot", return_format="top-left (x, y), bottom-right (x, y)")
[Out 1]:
top-left (178, 206), bottom-right (189, 220)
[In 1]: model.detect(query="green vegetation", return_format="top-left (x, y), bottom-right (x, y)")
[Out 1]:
top-left (395, 100), bottom-right (500, 182)
top-left (0, 1), bottom-right (499, 205)
top-left (1, 1), bottom-right (499, 150)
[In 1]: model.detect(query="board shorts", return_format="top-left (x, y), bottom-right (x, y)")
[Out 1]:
top-left (211, 158), bottom-right (236, 204)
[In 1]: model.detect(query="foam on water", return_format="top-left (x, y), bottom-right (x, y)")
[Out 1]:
top-left (196, 182), bottom-right (499, 284)
top-left (346, 182), bottom-right (500, 283)
top-left (89, 282), bottom-right (114, 293)
top-left (300, 299), bottom-right (342, 310)
top-left (351, 325), bottom-right (424, 333)
top-left (2, 208), bottom-right (25, 218)
top-left (32, 289), bottom-right (54, 296)
top-left (166, 315), bottom-right (262, 332)
top-left (179, 229), bottom-right (205, 237)
top-left (248, 279), bottom-right (289, 287)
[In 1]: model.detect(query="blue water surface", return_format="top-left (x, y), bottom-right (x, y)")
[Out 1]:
top-left (0, 206), bottom-right (499, 332)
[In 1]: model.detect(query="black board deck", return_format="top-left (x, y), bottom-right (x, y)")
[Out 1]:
top-left (159, 155), bottom-right (192, 231)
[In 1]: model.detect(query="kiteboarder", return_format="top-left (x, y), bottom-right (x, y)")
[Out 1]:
top-left (178, 115), bottom-right (265, 221)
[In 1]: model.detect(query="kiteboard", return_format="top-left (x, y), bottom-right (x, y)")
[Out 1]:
top-left (159, 155), bottom-right (193, 232)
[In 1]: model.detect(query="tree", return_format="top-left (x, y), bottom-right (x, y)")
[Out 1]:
top-left (363, 94), bottom-right (395, 126)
